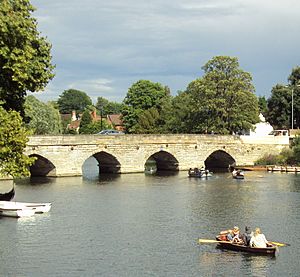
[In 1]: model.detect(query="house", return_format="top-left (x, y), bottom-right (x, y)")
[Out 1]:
top-left (107, 114), bottom-right (124, 131)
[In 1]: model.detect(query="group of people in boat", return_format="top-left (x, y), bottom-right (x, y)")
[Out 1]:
top-left (219, 226), bottom-right (272, 248)
top-left (188, 166), bottom-right (210, 175)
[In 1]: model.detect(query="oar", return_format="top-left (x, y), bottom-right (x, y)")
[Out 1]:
top-left (198, 239), bottom-right (231, 244)
top-left (269, 241), bottom-right (290, 247)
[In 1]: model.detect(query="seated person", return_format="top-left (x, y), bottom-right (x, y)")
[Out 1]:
top-left (230, 226), bottom-right (243, 244)
top-left (250, 227), bottom-right (271, 248)
top-left (242, 226), bottom-right (252, 246)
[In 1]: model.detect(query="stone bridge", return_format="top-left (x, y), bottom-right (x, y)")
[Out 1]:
top-left (24, 134), bottom-right (289, 177)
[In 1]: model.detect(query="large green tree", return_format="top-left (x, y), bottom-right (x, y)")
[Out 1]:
top-left (266, 67), bottom-right (300, 129)
top-left (57, 89), bottom-right (92, 114)
top-left (0, 0), bottom-right (54, 118)
top-left (122, 80), bottom-right (171, 133)
top-left (24, 95), bottom-right (62, 134)
top-left (184, 56), bottom-right (259, 134)
top-left (0, 105), bottom-right (35, 178)
top-left (266, 85), bottom-right (291, 129)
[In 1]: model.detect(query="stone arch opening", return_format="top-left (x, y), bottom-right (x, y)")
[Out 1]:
top-left (204, 150), bottom-right (235, 171)
top-left (145, 151), bottom-right (179, 172)
top-left (82, 151), bottom-right (121, 177)
top-left (29, 154), bottom-right (56, 177)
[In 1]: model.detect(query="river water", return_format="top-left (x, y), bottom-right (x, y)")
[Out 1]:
top-left (0, 169), bottom-right (300, 277)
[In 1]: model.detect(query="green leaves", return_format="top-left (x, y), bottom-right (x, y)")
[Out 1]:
top-left (0, 0), bottom-right (54, 117)
top-left (0, 105), bottom-right (35, 178)
top-left (57, 89), bottom-right (92, 114)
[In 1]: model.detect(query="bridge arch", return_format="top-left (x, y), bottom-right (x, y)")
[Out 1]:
top-left (204, 150), bottom-right (236, 170)
top-left (82, 151), bottom-right (121, 176)
top-left (145, 150), bottom-right (179, 172)
top-left (29, 154), bottom-right (56, 177)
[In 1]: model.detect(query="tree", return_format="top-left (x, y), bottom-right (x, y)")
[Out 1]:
top-left (95, 97), bottom-right (123, 116)
top-left (184, 56), bottom-right (259, 134)
top-left (24, 95), bottom-right (62, 134)
top-left (258, 96), bottom-right (268, 116)
top-left (0, 105), bottom-right (35, 178)
top-left (266, 84), bottom-right (291, 129)
top-left (0, 0), bottom-right (54, 118)
top-left (79, 109), bottom-right (93, 134)
top-left (57, 89), bottom-right (92, 114)
top-left (122, 80), bottom-right (171, 133)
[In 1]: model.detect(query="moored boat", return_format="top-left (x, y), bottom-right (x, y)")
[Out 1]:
top-left (0, 201), bottom-right (36, 218)
top-left (215, 236), bottom-right (277, 255)
top-left (0, 201), bottom-right (51, 217)
top-left (0, 187), bottom-right (15, 201)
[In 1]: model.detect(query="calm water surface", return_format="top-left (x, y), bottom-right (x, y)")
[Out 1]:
top-left (0, 170), bottom-right (300, 276)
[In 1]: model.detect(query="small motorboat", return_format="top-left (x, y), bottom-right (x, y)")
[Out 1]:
top-left (232, 170), bottom-right (244, 179)
top-left (215, 236), bottom-right (277, 255)
top-left (188, 168), bottom-right (212, 178)
top-left (0, 187), bottom-right (15, 201)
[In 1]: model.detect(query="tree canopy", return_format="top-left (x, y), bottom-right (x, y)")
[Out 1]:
top-left (24, 95), bottom-right (62, 134)
top-left (266, 67), bottom-right (300, 129)
top-left (0, 0), bottom-right (54, 118)
top-left (57, 89), bottom-right (92, 114)
top-left (182, 56), bottom-right (259, 134)
top-left (95, 96), bottom-right (123, 116)
top-left (122, 80), bottom-right (171, 133)
top-left (0, 105), bottom-right (35, 178)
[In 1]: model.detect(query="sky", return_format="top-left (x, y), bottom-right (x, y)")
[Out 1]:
top-left (30, 0), bottom-right (300, 103)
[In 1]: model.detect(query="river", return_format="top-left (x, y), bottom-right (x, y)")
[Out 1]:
top-left (0, 168), bottom-right (299, 276)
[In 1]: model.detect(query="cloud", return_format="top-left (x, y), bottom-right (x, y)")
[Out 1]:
top-left (30, 0), bottom-right (300, 101)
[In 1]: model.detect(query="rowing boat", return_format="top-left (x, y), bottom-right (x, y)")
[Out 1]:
top-left (216, 236), bottom-right (277, 255)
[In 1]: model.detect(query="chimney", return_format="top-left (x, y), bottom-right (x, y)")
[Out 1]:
top-left (91, 110), bottom-right (97, 121)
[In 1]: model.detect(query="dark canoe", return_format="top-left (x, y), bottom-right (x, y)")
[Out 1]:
top-left (0, 187), bottom-right (15, 201)
top-left (216, 236), bottom-right (277, 255)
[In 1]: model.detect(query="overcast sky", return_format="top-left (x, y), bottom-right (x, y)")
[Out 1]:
top-left (30, 0), bottom-right (300, 103)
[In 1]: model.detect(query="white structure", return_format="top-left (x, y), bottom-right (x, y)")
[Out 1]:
top-left (249, 114), bottom-right (273, 137)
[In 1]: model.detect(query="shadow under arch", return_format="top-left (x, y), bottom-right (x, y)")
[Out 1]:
top-left (29, 154), bottom-right (56, 177)
top-left (145, 151), bottom-right (179, 172)
top-left (204, 150), bottom-right (235, 171)
top-left (92, 151), bottom-right (121, 174)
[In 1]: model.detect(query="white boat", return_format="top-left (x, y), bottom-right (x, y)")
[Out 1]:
top-left (0, 201), bottom-right (51, 217)
top-left (15, 202), bottom-right (52, 213)
top-left (232, 170), bottom-right (245, 179)
top-left (0, 201), bottom-right (36, 218)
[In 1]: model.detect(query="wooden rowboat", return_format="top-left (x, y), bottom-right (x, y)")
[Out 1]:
top-left (216, 236), bottom-right (277, 255)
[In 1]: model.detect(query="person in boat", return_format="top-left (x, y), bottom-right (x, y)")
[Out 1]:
top-left (230, 226), bottom-right (243, 244)
top-left (250, 227), bottom-right (271, 248)
top-left (242, 226), bottom-right (252, 246)
top-left (219, 226), bottom-right (242, 243)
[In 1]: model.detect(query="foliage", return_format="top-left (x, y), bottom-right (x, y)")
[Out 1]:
top-left (57, 89), bottom-right (92, 114)
top-left (0, 105), bottom-right (35, 178)
top-left (122, 80), bottom-right (171, 133)
top-left (266, 67), bottom-right (300, 129)
top-left (0, 0), bottom-right (54, 118)
top-left (184, 56), bottom-right (259, 134)
top-left (164, 91), bottom-right (194, 133)
top-left (258, 96), bottom-right (268, 116)
top-left (96, 96), bottom-right (123, 116)
top-left (255, 136), bottom-right (300, 166)
top-left (266, 85), bottom-right (291, 129)
top-left (24, 95), bottom-right (62, 134)
top-left (79, 109), bottom-right (93, 134)
top-left (79, 108), bottom-right (112, 134)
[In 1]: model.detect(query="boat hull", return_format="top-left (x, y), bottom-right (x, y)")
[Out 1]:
top-left (0, 201), bottom-right (51, 217)
top-left (216, 237), bottom-right (277, 255)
